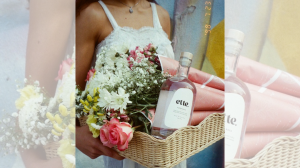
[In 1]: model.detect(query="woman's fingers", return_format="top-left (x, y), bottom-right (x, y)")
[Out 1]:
top-left (76, 125), bottom-right (124, 160)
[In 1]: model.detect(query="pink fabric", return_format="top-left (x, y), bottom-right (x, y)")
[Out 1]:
top-left (237, 56), bottom-right (300, 98)
top-left (194, 83), bottom-right (224, 111)
top-left (235, 56), bottom-right (300, 159)
top-left (241, 132), bottom-right (300, 158)
top-left (246, 85), bottom-right (300, 132)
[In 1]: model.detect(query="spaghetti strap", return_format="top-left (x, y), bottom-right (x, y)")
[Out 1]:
top-left (150, 3), bottom-right (162, 29)
top-left (98, 1), bottom-right (119, 29)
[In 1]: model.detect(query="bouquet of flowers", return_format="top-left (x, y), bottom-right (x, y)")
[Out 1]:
top-left (0, 54), bottom-right (75, 168)
top-left (76, 43), bottom-right (169, 151)
top-left (0, 80), bottom-right (59, 155)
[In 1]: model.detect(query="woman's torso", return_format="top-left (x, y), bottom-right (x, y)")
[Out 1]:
top-left (94, 0), bottom-right (174, 62)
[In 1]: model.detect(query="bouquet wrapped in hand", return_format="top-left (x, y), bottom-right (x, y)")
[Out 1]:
top-left (76, 43), bottom-right (169, 151)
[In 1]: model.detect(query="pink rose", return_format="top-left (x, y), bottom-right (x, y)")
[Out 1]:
top-left (100, 124), bottom-right (115, 148)
top-left (55, 58), bottom-right (73, 80)
top-left (85, 69), bottom-right (96, 81)
top-left (119, 114), bottom-right (130, 122)
top-left (147, 43), bottom-right (155, 51)
top-left (100, 118), bottom-right (133, 151)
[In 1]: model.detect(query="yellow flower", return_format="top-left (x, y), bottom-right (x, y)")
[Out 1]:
top-left (86, 114), bottom-right (99, 138)
top-left (70, 92), bottom-right (75, 107)
top-left (93, 88), bottom-right (97, 96)
top-left (54, 123), bottom-right (65, 133)
top-left (46, 112), bottom-right (55, 121)
top-left (15, 85), bottom-right (40, 110)
top-left (80, 99), bottom-right (85, 105)
top-left (92, 106), bottom-right (98, 111)
top-left (84, 105), bottom-right (90, 111)
top-left (84, 100), bottom-right (89, 106)
top-left (68, 124), bottom-right (75, 133)
top-left (52, 129), bottom-right (62, 136)
top-left (59, 104), bottom-right (69, 116)
top-left (70, 107), bottom-right (76, 117)
top-left (57, 139), bottom-right (75, 168)
top-left (97, 113), bottom-right (104, 116)
top-left (55, 114), bottom-right (62, 124)
top-left (87, 95), bottom-right (93, 102)
top-left (94, 97), bottom-right (98, 103)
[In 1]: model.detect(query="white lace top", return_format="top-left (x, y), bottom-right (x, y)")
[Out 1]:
top-left (96, 1), bottom-right (174, 59)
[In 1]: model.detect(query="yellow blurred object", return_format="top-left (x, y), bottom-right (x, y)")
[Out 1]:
top-left (15, 85), bottom-right (40, 110)
top-left (84, 100), bottom-right (89, 106)
top-left (267, 0), bottom-right (300, 76)
top-left (97, 113), bottom-right (104, 116)
top-left (70, 92), bottom-right (75, 107)
top-left (205, 20), bottom-right (224, 78)
top-left (54, 123), bottom-right (65, 133)
top-left (68, 124), bottom-right (75, 133)
top-left (55, 114), bottom-right (62, 124)
top-left (70, 107), bottom-right (76, 117)
top-left (52, 129), bottom-right (62, 136)
top-left (46, 112), bottom-right (55, 121)
top-left (59, 104), bottom-right (69, 116)
top-left (57, 139), bottom-right (75, 168)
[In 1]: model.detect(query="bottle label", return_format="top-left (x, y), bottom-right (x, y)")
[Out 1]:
top-left (225, 93), bottom-right (245, 161)
top-left (164, 88), bottom-right (193, 129)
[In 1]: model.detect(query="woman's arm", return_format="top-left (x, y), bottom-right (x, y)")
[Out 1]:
top-left (76, 3), bottom-right (124, 160)
top-left (76, 3), bottom-right (99, 90)
top-left (25, 0), bottom-right (74, 96)
top-left (22, 0), bottom-right (74, 167)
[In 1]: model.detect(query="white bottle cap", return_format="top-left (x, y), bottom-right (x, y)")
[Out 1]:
top-left (225, 29), bottom-right (244, 43)
top-left (180, 52), bottom-right (193, 67)
top-left (180, 52), bottom-right (193, 60)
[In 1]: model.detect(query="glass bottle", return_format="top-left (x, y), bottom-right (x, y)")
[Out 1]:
top-left (151, 52), bottom-right (197, 139)
top-left (224, 29), bottom-right (251, 161)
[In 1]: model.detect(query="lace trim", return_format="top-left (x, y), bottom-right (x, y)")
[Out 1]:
top-left (96, 26), bottom-right (170, 50)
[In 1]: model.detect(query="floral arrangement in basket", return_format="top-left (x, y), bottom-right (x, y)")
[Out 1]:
top-left (0, 53), bottom-right (76, 168)
top-left (76, 43), bottom-right (169, 151)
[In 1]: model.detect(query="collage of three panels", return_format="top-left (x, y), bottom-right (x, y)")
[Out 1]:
top-left (0, 0), bottom-right (299, 167)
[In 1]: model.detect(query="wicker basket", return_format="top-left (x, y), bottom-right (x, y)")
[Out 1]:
top-left (78, 115), bottom-right (88, 126)
top-left (115, 113), bottom-right (224, 168)
top-left (78, 113), bottom-right (224, 168)
top-left (225, 134), bottom-right (300, 168)
top-left (43, 141), bottom-right (60, 160)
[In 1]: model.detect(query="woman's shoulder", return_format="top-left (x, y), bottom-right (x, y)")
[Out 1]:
top-left (154, 4), bottom-right (171, 38)
top-left (77, 2), bottom-right (106, 23)
top-left (76, 1), bottom-right (112, 41)
top-left (155, 4), bottom-right (170, 21)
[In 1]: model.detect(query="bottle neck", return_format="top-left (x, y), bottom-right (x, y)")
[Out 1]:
top-left (176, 57), bottom-right (191, 77)
top-left (225, 37), bottom-right (243, 77)
top-left (176, 64), bottom-right (190, 77)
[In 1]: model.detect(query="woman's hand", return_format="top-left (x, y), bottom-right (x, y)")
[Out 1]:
top-left (76, 125), bottom-right (125, 160)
